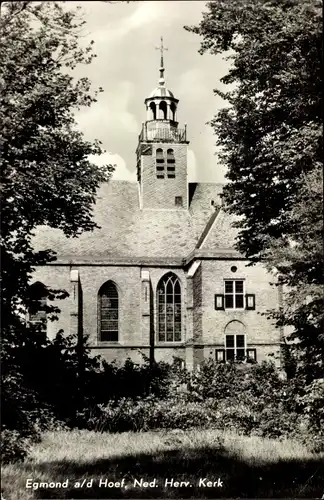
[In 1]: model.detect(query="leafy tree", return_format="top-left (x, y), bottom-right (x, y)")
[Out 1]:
top-left (185, 0), bottom-right (323, 379)
top-left (1, 1), bottom-right (113, 322)
top-left (0, 0), bottom-right (114, 455)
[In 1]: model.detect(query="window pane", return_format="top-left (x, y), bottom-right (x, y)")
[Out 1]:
top-left (101, 297), bottom-right (118, 309)
top-left (236, 349), bottom-right (245, 360)
top-left (158, 332), bottom-right (166, 342)
top-left (101, 330), bottom-right (118, 342)
top-left (225, 281), bottom-right (233, 293)
top-left (166, 304), bottom-right (173, 313)
top-left (226, 335), bottom-right (234, 348)
top-left (174, 331), bottom-right (181, 342)
top-left (225, 295), bottom-right (233, 308)
top-left (174, 322), bottom-right (181, 333)
top-left (236, 335), bottom-right (245, 348)
top-left (166, 331), bottom-right (173, 342)
top-left (101, 320), bottom-right (118, 330)
top-left (174, 303), bottom-right (181, 315)
top-left (235, 281), bottom-right (244, 293)
top-left (226, 349), bottom-right (235, 361)
top-left (102, 310), bottom-right (118, 321)
top-left (166, 294), bottom-right (174, 303)
top-left (235, 294), bottom-right (244, 308)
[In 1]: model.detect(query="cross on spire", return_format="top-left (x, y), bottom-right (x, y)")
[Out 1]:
top-left (155, 36), bottom-right (168, 85)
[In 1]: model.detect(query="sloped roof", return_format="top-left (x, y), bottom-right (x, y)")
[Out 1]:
top-left (31, 180), bottom-right (239, 264)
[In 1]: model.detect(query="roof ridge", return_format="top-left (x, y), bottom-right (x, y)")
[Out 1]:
top-left (195, 206), bottom-right (221, 249)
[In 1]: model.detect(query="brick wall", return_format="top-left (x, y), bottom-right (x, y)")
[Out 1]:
top-left (198, 259), bottom-right (281, 365)
top-left (140, 142), bottom-right (188, 210)
top-left (32, 261), bottom-right (281, 367)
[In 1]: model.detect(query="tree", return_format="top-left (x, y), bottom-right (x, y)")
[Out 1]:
top-left (1, 1), bottom-right (114, 322)
top-left (185, 0), bottom-right (323, 379)
top-left (0, 1), bottom-right (114, 457)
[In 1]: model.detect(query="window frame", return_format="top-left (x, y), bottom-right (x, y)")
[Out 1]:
top-left (157, 273), bottom-right (182, 343)
top-left (224, 279), bottom-right (245, 310)
top-left (225, 333), bottom-right (246, 362)
top-left (98, 281), bottom-right (119, 343)
top-left (27, 283), bottom-right (48, 337)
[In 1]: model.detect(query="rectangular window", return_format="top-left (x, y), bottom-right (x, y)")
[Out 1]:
top-left (224, 280), bottom-right (244, 309)
top-left (225, 334), bottom-right (246, 361)
top-left (175, 196), bottom-right (183, 207)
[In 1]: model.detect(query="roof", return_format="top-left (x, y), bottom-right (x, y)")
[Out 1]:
top-left (149, 86), bottom-right (174, 98)
top-left (31, 181), bottom-right (239, 264)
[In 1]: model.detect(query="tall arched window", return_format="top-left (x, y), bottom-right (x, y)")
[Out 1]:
top-left (159, 101), bottom-right (167, 119)
top-left (149, 102), bottom-right (156, 120)
top-left (167, 148), bottom-right (175, 178)
top-left (157, 273), bottom-right (181, 342)
top-left (98, 281), bottom-right (119, 342)
top-left (28, 282), bottom-right (47, 337)
top-left (156, 148), bottom-right (165, 179)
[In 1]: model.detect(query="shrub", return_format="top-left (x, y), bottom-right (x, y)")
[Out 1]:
top-left (0, 429), bottom-right (35, 464)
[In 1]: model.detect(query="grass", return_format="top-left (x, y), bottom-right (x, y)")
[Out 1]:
top-left (1, 429), bottom-right (324, 499)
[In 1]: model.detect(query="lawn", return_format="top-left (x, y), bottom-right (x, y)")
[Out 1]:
top-left (1, 429), bottom-right (323, 499)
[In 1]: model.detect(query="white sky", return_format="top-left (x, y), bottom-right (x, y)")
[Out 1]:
top-left (71, 1), bottom-right (230, 182)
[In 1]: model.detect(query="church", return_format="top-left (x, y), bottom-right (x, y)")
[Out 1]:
top-left (31, 41), bottom-right (282, 370)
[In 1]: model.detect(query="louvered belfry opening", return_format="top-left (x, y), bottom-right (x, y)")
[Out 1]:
top-left (99, 281), bottom-right (119, 342)
top-left (157, 273), bottom-right (181, 342)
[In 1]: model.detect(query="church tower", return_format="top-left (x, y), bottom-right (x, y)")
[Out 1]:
top-left (136, 37), bottom-right (189, 210)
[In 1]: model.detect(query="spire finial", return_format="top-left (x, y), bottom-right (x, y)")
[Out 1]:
top-left (155, 36), bottom-right (168, 86)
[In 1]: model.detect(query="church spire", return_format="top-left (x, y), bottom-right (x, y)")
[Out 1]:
top-left (155, 36), bottom-right (168, 86)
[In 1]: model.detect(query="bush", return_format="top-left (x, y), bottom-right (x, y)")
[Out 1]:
top-left (0, 429), bottom-right (35, 464)
top-left (76, 396), bottom-right (216, 433)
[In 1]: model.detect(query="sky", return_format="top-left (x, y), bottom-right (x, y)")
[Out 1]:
top-left (72, 1), bottom-right (230, 183)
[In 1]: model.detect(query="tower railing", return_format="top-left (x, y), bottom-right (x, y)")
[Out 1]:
top-left (139, 123), bottom-right (187, 143)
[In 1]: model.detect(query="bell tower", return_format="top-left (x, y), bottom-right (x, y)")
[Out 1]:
top-left (136, 37), bottom-right (189, 210)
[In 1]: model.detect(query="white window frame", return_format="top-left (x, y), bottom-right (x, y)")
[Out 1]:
top-left (225, 333), bottom-right (246, 361)
top-left (224, 279), bottom-right (245, 310)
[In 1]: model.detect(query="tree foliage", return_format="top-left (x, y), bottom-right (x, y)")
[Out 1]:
top-left (185, 0), bottom-right (323, 379)
top-left (0, 1), bottom-right (114, 321)
top-left (0, 1), bottom-right (114, 455)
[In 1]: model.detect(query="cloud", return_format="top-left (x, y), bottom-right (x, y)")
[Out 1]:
top-left (75, 80), bottom-right (139, 149)
top-left (88, 152), bottom-right (135, 182)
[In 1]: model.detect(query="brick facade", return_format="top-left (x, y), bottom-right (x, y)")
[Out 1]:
top-left (32, 258), bottom-right (281, 369)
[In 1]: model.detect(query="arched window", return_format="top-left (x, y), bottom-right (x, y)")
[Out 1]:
top-left (159, 100), bottom-right (167, 119)
top-left (98, 281), bottom-right (119, 342)
top-left (149, 102), bottom-right (156, 120)
top-left (170, 102), bottom-right (176, 121)
top-left (224, 320), bottom-right (246, 361)
top-left (157, 273), bottom-right (181, 342)
top-left (156, 148), bottom-right (165, 179)
top-left (28, 282), bottom-right (47, 337)
top-left (167, 148), bottom-right (175, 178)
